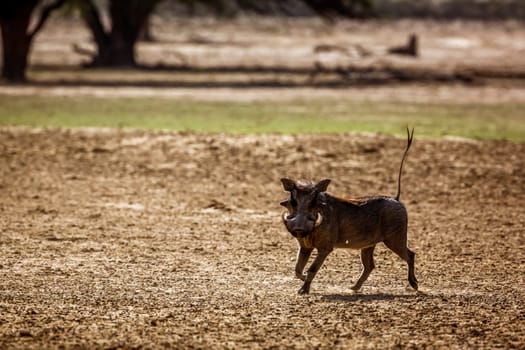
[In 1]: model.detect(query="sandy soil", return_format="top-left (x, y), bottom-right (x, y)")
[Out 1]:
top-left (0, 128), bottom-right (523, 349)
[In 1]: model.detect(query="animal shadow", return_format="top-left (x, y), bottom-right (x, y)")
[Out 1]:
top-left (322, 291), bottom-right (427, 303)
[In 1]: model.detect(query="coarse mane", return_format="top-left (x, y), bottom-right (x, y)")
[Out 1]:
top-left (333, 195), bottom-right (390, 206)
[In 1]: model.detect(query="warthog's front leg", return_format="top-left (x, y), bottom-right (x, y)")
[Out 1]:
top-left (299, 249), bottom-right (332, 295)
top-left (295, 247), bottom-right (313, 281)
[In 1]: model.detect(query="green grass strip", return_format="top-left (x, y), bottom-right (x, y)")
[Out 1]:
top-left (0, 95), bottom-right (523, 141)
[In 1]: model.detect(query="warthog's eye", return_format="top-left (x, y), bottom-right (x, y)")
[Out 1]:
top-left (309, 192), bottom-right (319, 209)
top-left (290, 198), bottom-right (298, 207)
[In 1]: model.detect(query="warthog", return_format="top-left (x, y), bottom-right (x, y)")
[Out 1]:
top-left (280, 129), bottom-right (417, 294)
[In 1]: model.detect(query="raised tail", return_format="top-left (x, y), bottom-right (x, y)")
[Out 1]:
top-left (394, 127), bottom-right (414, 201)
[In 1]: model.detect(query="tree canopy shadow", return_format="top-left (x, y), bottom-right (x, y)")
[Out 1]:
top-left (24, 63), bottom-right (484, 89)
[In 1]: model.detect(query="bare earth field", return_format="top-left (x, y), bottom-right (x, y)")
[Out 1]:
top-left (0, 128), bottom-right (524, 349)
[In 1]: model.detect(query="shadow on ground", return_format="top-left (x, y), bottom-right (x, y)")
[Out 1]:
top-left (322, 292), bottom-right (423, 302)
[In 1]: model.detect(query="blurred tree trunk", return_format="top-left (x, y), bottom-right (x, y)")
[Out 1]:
top-left (0, 0), bottom-right (65, 82)
top-left (0, 2), bottom-right (35, 82)
top-left (78, 0), bottom-right (162, 67)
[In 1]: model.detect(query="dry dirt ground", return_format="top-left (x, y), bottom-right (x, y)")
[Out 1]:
top-left (0, 128), bottom-right (524, 349)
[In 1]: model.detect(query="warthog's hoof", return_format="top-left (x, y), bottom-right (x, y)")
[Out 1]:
top-left (410, 281), bottom-right (418, 291)
top-left (350, 285), bottom-right (361, 292)
top-left (298, 286), bottom-right (310, 295)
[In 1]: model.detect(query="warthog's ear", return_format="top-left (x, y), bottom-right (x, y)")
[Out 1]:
top-left (281, 177), bottom-right (295, 191)
top-left (315, 179), bottom-right (331, 192)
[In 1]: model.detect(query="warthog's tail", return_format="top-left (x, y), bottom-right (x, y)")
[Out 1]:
top-left (394, 127), bottom-right (414, 201)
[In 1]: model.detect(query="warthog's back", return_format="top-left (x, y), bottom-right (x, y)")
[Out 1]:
top-left (329, 195), bottom-right (408, 249)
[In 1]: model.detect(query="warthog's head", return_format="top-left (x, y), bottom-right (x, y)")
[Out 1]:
top-left (280, 177), bottom-right (331, 238)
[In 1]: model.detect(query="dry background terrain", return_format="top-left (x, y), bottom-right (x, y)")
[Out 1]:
top-left (1, 129), bottom-right (524, 349)
top-left (0, 16), bottom-right (525, 349)
top-left (2, 17), bottom-right (525, 103)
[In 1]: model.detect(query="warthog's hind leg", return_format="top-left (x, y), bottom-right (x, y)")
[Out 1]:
top-left (351, 245), bottom-right (376, 292)
top-left (406, 249), bottom-right (418, 290)
top-left (384, 237), bottom-right (418, 290)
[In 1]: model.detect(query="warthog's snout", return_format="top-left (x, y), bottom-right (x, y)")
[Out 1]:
top-left (282, 212), bottom-right (322, 238)
top-left (280, 128), bottom-right (418, 295)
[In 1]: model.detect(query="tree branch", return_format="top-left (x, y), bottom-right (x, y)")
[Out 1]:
top-left (78, 0), bottom-right (110, 48)
top-left (28, 0), bottom-right (66, 39)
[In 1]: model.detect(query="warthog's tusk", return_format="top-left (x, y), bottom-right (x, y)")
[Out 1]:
top-left (314, 212), bottom-right (323, 228)
top-left (281, 212), bottom-right (290, 224)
